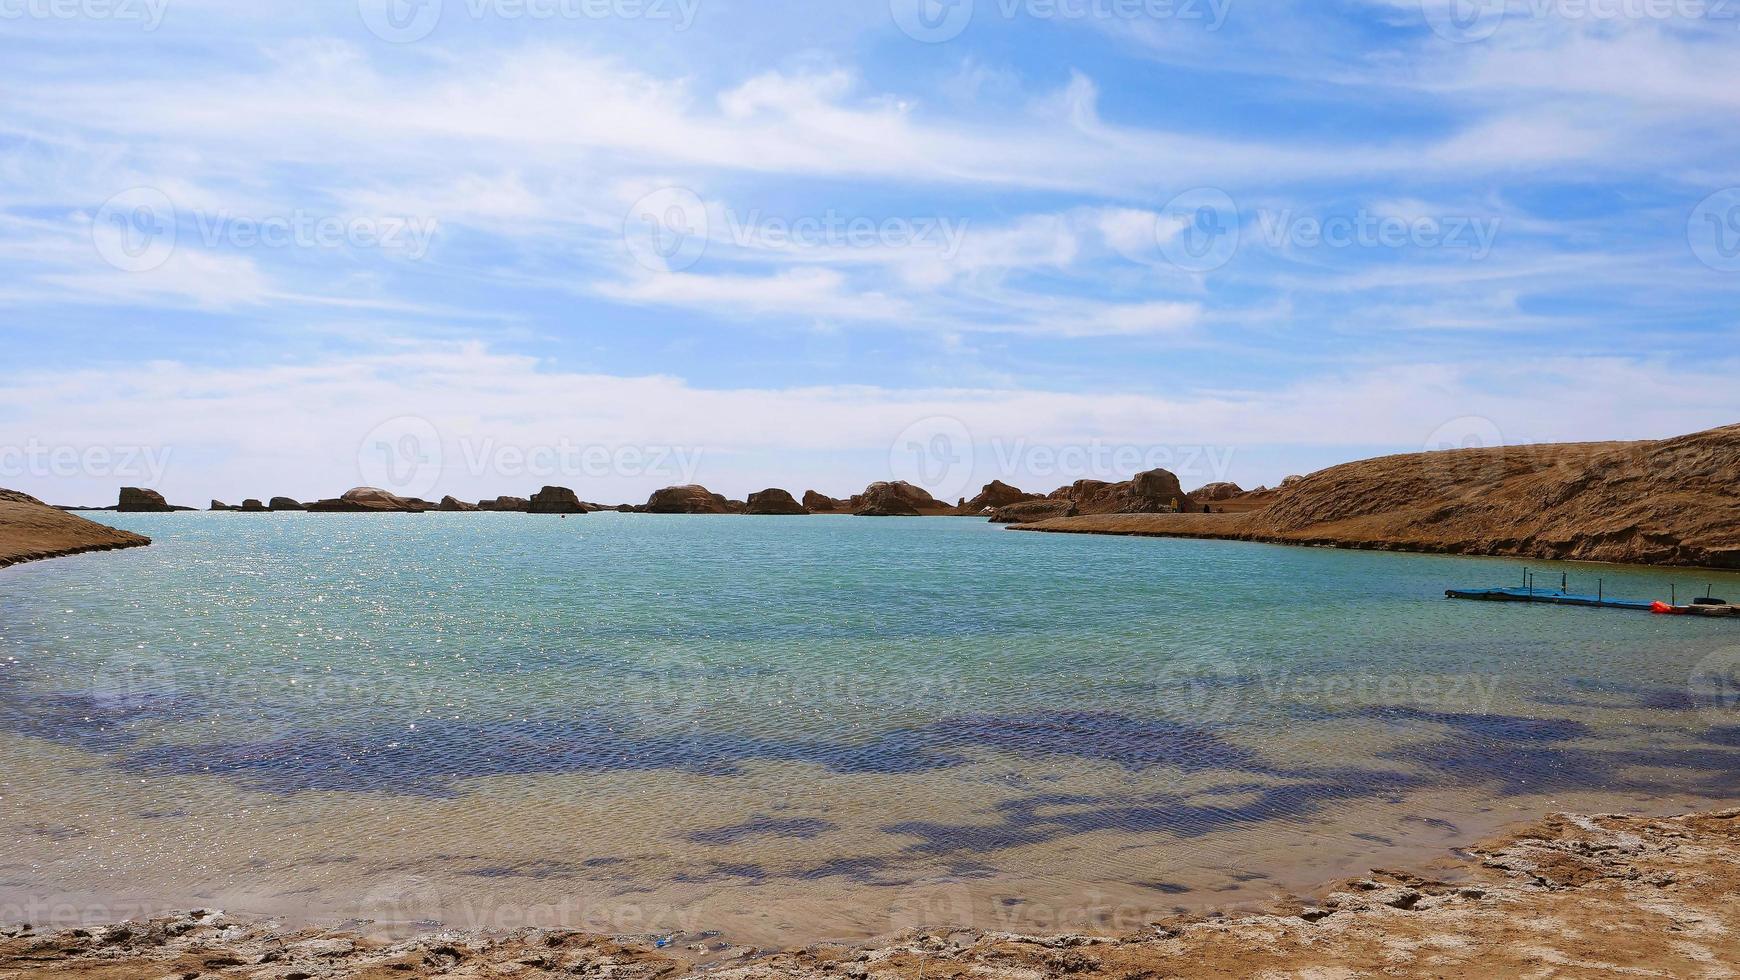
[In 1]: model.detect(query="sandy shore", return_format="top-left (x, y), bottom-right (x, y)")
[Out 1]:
top-left (8, 807), bottom-right (1740, 977)
top-left (0, 490), bottom-right (149, 569)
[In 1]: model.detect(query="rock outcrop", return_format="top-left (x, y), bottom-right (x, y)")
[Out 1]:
top-left (528, 486), bottom-right (587, 515)
top-left (438, 495), bottom-right (477, 512)
top-left (1012, 424), bottom-right (1740, 568)
top-left (116, 487), bottom-right (175, 512)
top-left (268, 496), bottom-right (306, 512)
top-left (963, 480), bottom-right (1039, 513)
top-left (745, 488), bottom-right (809, 515)
top-left (210, 500), bottom-right (235, 511)
top-left (851, 481), bottom-right (945, 517)
top-left (0, 488), bottom-right (151, 567)
top-left (240, 499), bottom-right (268, 512)
top-left (991, 498), bottom-right (1079, 524)
top-left (646, 485), bottom-right (733, 514)
top-left (478, 496), bottom-right (530, 512)
top-left (306, 487), bottom-right (434, 512)
top-left (1047, 468), bottom-right (1187, 516)
top-left (802, 491), bottom-right (843, 512)
top-left (1192, 482), bottom-right (1244, 502)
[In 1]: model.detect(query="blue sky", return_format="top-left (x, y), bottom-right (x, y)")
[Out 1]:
top-left (2, 0), bottom-right (1737, 505)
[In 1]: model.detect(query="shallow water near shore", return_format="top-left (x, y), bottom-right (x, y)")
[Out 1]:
top-left (3, 513), bottom-right (1740, 945)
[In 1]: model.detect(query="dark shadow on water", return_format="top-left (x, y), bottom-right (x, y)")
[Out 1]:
top-left (10, 670), bottom-right (1740, 860)
top-left (1353, 705), bottom-right (1592, 742)
top-left (8, 707), bottom-right (1278, 797)
top-left (1530, 678), bottom-right (1702, 712)
top-left (687, 815), bottom-right (836, 845)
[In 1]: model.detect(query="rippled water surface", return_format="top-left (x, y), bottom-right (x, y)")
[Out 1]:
top-left (3, 513), bottom-right (1739, 942)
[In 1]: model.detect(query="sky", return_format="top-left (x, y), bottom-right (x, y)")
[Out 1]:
top-left (2, 0), bottom-right (1738, 506)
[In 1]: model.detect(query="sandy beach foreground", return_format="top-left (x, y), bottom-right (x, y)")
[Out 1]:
top-left (8, 807), bottom-right (1740, 977)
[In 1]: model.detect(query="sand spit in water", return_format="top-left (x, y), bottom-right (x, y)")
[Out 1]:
top-left (8, 807), bottom-right (1740, 977)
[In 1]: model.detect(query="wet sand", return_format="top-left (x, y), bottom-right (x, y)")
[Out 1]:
top-left (8, 806), bottom-right (1740, 977)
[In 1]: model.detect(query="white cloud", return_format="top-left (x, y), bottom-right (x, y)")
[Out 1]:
top-left (2, 343), bottom-right (1733, 505)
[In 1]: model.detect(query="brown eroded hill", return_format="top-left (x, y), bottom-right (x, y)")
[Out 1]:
top-left (1013, 423), bottom-right (1740, 569)
top-left (0, 489), bottom-right (151, 568)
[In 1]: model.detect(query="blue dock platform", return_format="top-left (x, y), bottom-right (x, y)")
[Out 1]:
top-left (1444, 586), bottom-right (1656, 611)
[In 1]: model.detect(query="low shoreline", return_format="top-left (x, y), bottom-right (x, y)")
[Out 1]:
top-left (1009, 510), bottom-right (1740, 573)
top-left (8, 806), bottom-right (1740, 977)
top-left (0, 491), bottom-right (151, 570)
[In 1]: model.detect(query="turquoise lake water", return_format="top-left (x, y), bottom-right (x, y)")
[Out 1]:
top-left (3, 513), bottom-right (1740, 942)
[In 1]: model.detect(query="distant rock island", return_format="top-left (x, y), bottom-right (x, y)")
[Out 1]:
top-left (16, 423), bottom-right (1737, 569)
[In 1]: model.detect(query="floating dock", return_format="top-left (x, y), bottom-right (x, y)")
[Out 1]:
top-left (1444, 586), bottom-right (1655, 611)
top-left (1446, 573), bottom-right (1734, 617)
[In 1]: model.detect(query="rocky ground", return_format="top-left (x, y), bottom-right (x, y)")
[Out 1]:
top-left (0, 489), bottom-right (149, 569)
top-left (8, 808), bottom-right (1740, 977)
